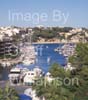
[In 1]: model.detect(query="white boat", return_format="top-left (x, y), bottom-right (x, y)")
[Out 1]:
top-left (35, 58), bottom-right (38, 63)
top-left (54, 48), bottom-right (59, 52)
top-left (23, 67), bottom-right (43, 85)
top-left (46, 46), bottom-right (49, 48)
top-left (8, 67), bottom-right (21, 85)
top-left (47, 57), bottom-right (51, 64)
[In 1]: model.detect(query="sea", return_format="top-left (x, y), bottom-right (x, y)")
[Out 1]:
top-left (1, 43), bottom-right (67, 80)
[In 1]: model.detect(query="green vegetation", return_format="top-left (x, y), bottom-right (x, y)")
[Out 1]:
top-left (0, 85), bottom-right (19, 100)
top-left (33, 43), bottom-right (88, 100)
top-left (49, 63), bottom-right (70, 78)
top-left (69, 43), bottom-right (88, 68)
top-left (32, 27), bottom-right (73, 42)
top-left (9, 27), bottom-right (88, 43)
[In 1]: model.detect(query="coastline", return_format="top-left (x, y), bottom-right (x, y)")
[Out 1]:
top-left (32, 42), bottom-right (78, 44)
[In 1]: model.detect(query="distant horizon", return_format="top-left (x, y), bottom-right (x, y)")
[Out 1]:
top-left (0, 0), bottom-right (88, 28)
top-left (0, 25), bottom-right (87, 29)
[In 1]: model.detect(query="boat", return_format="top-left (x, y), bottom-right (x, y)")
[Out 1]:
top-left (54, 47), bottom-right (59, 52)
top-left (35, 58), bottom-right (38, 63)
top-left (8, 66), bottom-right (30, 85)
top-left (8, 67), bottom-right (21, 85)
top-left (54, 43), bottom-right (76, 57)
top-left (46, 46), bottom-right (49, 48)
top-left (23, 66), bottom-right (43, 85)
top-left (54, 45), bottom-right (62, 52)
top-left (59, 49), bottom-right (62, 54)
top-left (8, 65), bottom-right (43, 86)
top-left (47, 57), bottom-right (51, 64)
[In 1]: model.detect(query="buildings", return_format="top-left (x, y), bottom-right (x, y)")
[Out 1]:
top-left (0, 26), bottom-right (88, 43)
top-left (0, 34), bottom-right (20, 67)
top-left (0, 36), bottom-right (18, 59)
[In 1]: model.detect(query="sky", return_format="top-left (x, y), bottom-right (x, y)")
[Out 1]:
top-left (0, 0), bottom-right (88, 27)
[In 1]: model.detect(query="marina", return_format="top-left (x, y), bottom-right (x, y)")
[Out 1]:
top-left (19, 43), bottom-right (67, 72)
top-left (0, 0), bottom-right (88, 99)
top-left (1, 43), bottom-right (66, 81)
top-left (54, 43), bottom-right (76, 57)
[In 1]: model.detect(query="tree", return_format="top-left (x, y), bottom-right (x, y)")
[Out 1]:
top-left (68, 42), bottom-right (88, 99)
top-left (49, 63), bottom-right (70, 78)
top-left (71, 66), bottom-right (88, 100)
top-left (33, 77), bottom-right (74, 100)
top-left (69, 43), bottom-right (88, 68)
top-left (33, 63), bottom-right (74, 100)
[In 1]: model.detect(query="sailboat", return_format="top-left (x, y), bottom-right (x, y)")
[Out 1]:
top-left (47, 57), bottom-right (51, 64)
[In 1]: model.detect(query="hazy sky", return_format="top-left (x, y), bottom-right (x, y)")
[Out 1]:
top-left (0, 0), bottom-right (88, 27)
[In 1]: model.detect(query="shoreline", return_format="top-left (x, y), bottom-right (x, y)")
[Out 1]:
top-left (32, 42), bottom-right (78, 44)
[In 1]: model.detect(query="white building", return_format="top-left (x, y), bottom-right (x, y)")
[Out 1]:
top-left (23, 67), bottom-right (42, 85)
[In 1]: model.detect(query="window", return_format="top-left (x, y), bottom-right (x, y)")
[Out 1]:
top-left (31, 73), bottom-right (34, 75)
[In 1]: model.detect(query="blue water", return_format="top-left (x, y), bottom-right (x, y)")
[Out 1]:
top-left (20, 44), bottom-right (67, 72)
top-left (1, 44), bottom-right (67, 80)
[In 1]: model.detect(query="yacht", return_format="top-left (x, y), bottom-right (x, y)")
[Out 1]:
top-left (54, 43), bottom-right (76, 57)
top-left (23, 67), bottom-right (43, 85)
top-left (8, 67), bottom-right (21, 85)
top-left (54, 47), bottom-right (60, 52)
top-left (8, 66), bottom-right (29, 85)
top-left (8, 65), bottom-right (43, 86)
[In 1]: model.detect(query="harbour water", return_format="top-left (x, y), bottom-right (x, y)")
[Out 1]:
top-left (0, 67), bottom-right (9, 81)
top-left (20, 43), bottom-right (67, 72)
top-left (1, 43), bottom-right (67, 80)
